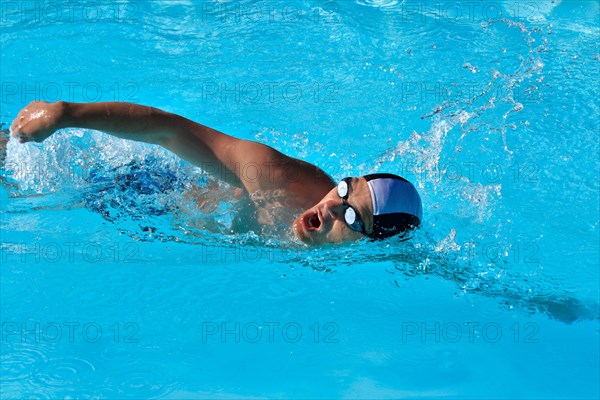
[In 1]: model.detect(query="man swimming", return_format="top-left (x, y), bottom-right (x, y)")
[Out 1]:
top-left (10, 100), bottom-right (422, 245)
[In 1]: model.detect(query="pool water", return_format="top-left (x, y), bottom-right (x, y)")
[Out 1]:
top-left (1, 0), bottom-right (599, 398)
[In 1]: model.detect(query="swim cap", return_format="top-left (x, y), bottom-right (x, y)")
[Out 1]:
top-left (364, 173), bottom-right (422, 239)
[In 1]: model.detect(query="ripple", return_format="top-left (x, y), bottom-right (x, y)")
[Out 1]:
top-left (30, 357), bottom-right (96, 388)
top-left (0, 344), bottom-right (49, 382)
top-left (101, 361), bottom-right (178, 399)
top-left (10, 391), bottom-right (53, 400)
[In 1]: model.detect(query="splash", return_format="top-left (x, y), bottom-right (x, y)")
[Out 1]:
top-left (1, 130), bottom-right (249, 242)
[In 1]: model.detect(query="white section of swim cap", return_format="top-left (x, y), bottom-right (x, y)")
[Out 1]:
top-left (366, 178), bottom-right (422, 219)
top-left (366, 179), bottom-right (377, 215)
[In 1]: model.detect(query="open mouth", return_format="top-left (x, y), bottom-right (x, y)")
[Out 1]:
top-left (302, 209), bottom-right (322, 231)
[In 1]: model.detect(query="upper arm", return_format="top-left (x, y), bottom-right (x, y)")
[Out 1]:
top-left (157, 114), bottom-right (295, 192)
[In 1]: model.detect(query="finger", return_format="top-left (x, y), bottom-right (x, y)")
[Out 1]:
top-left (10, 125), bottom-right (20, 137)
top-left (10, 120), bottom-right (25, 137)
top-left (17, 131), bottom-right (29, 142)
top-left (18, 134), bottom-right (31, 144)
top-left (10, 113), bottom-right (26, 134)
top-left (10, 116), bottom-right (19, 133)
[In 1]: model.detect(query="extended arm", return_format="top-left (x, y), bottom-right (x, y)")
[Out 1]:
top-left (10, 101), bottom-right (293, 191)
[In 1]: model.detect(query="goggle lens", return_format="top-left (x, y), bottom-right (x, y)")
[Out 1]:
top-left (345, 207), bottom-right (357, 225)
top-left (337, 180), bottom-right (348, 198)
top-left (337, 178), bottom-right (365, 234)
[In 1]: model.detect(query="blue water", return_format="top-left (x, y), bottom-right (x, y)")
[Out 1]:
top-left (1, 0), bottom-right (599, 398)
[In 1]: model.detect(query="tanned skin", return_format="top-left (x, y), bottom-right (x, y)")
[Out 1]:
top-left (10, 101), bottom-right (375, 244)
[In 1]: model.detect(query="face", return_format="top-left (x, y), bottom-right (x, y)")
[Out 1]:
top-left (293, 177), bottom-right (374, 245)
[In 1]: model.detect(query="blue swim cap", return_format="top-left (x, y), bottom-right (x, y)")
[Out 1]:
top-left (364, 173), bottom-right (423, 239)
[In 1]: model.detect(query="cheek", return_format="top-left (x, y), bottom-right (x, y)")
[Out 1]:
top-left (327, 220), bottom-right (362, 243)
top-left (323, 220), bottom-right (345, 243)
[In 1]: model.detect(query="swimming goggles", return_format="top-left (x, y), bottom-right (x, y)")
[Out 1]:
top-left (337, 178), bottom-right (367, 235)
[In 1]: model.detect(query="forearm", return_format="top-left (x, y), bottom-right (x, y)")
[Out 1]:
top-left (61, 101), bottom-right (245, 186)
top-left (61, 101), bottom-right (183, 145)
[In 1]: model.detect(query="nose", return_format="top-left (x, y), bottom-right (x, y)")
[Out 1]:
top-left (322, 199), bottom-right (345, 221)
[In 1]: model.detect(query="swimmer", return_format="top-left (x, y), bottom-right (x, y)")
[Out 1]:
top-left (10, 100), bottom-right (422, 244)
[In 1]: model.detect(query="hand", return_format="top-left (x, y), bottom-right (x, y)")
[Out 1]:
top-left (10, 100), bottom-right (66, 143)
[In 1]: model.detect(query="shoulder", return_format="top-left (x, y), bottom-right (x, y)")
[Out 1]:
top-left (234, 140), bottom-right (334, 196)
